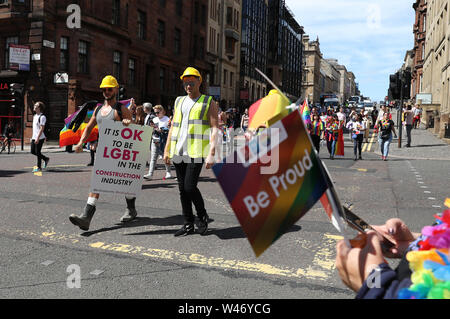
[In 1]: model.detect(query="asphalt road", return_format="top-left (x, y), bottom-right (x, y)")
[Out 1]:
top-left (0, 133), bottom-right (448, 300)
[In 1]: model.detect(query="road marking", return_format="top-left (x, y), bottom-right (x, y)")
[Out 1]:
top-left (420, 186), bottom-right (429, 189)
top-left (432, 205), bottom-right (442, 208)
top-left (362, 133), bottom-right (376, 153)
top-left (25, 164), bottom-right (88, 169)
top-left (89, 270), bottom-right (105, 276)
top-left (428, 197), bottom-right (436, 200)
top-left (13, 229), bottom-right (343, 282)
top-left (424, 191), bottom-right (431, 194)
top-left (41, 260), bottom-right (55, 266)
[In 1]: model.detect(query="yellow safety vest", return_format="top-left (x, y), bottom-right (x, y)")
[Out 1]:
top-left (169, 94), bottom-right (212, 159)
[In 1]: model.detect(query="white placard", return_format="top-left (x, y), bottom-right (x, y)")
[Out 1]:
top-left (90, 120), bottom-right (153, 197)
top-left (9, 44), bottom-right (30, 71)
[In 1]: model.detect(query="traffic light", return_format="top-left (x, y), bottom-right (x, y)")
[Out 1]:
top-left (389, 73), bottom-right (400, 100)
top-left (10, 83), bottom-right (24, 108)
top-left (401, 70), bottom-right (411, 100)
top-left (119, 86), bottom-right (126, 100)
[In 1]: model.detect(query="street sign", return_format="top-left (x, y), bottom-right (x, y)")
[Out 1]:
top-left (54, 72), bottom-right (69, 84)
top-left (9, 44), bottom-right (30, 71)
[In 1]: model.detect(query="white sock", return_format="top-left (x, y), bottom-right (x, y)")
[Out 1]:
top-left (87, 197), bottom-right (97, 207)
top-left (125, 196), bottom-right (134, 200)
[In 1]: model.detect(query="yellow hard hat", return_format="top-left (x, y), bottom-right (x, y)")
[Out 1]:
top-left (100, 75), bottom-right (119, 88)
top-left (268, 89), bottom-right (279, 96)
top-left (180, 67), bottom-right (202, 82)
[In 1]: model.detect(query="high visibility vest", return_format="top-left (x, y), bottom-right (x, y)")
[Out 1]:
top-left (169, 94), bottom-right (212, 159)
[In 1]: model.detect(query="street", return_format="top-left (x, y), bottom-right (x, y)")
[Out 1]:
top-left (1, 125), bottom-right (448, 299)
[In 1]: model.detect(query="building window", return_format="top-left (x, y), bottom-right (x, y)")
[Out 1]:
top-left (223, 69), bottom-right (227, 86)
top-left (128, 58), bottom-right (136, 86)
top-left (199, 37), bottom-right (204, 59)
top-left (5, 36), bottom-right (19, 69)
top-left (174, 28), bottom-right (181, 54)
top-left (226, 7), bottom-right (232, 26)
top-left (138, 10), bottom-right (147, 40)
top-left (158, 20), bottom-right (165, 47)
top-left (230, 72), bottom-right (234, 88)
top-left (194, 2), bottom-right (199, 24)
top-left (113, 51), bottom-right (121, 81)
top-left (60, 37), bottom-right (69, 72)
top-left (175, 0), bottom-right (182, 16)
top-left (78, 40), bottom-right (89, 73)
top-left (160, 67), bottom-right (166, 91)
top-left (201, 4), bottom-right (206, 26)
top-left (112, 0), bottom-right (120, 25)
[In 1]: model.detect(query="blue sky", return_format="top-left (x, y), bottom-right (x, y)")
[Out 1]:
top-left (286, 0), bottom-right (415, 102)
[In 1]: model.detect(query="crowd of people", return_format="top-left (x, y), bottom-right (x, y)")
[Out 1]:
top-left (306, 104), bottom-right (399, 161)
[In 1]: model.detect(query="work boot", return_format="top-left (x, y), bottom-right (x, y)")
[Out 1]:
top-left (196, 215), bottom-right (208, 236)
top-left (69, 204), bottom-right (96, 231)
top-left (121, 197), bottom-right (138, 222)
top-left (120, 208), bottom-right (137, 222)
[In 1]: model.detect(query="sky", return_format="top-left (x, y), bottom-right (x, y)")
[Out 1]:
top-left (285, 0), bottom-right (416, 102)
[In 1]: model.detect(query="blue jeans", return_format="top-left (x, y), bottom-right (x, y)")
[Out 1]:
top-left (327, 139), bottom-right (337, 157)
top-left (378, 134), bottom-right (392, 157)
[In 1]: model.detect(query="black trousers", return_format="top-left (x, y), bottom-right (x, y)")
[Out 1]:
top-left (405, 124), bottom-right (412, 146)
top-left (353, 134), bottom-right (364, 156)
top-left (311, 134), bottom-right (321, 153)
top-left (31, 139), bottom-right (49, 169)
top-left (174, 158), bottom-right (207, 224)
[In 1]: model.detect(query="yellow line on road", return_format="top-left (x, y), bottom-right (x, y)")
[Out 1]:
top-left (14, 229), bottom-right (343, 282)
top-left (367, 132), bottom-right (376, 152)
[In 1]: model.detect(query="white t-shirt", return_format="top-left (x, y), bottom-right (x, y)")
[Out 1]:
top-left (175, 96), bottom-right (200, 156)
top-left (32, 114), bottom-right (46, 140)
top-left (346, 120), bottom-right (366, 134)
top-left (153, 115), bottom-right (170, 129)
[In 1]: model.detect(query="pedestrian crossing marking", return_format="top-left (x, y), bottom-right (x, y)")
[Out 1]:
top-left (362, 132), bottom-right (376, 153)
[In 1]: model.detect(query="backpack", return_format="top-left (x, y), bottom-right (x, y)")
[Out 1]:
top-left (94, 102), bottom-right (123, 121)
top-left (38, 114), bottom-right (51, 139)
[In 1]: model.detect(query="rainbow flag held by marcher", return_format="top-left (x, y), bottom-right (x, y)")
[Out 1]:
top-left (334, 128), bottom-right (345, 157)
top-left (212, 110), bottom-right (329, 257)
top-left (300, 99), bottom-right (311, 126)
top-left (248, 90), bottom-right (291, 130)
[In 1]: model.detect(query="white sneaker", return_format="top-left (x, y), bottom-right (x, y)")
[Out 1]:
top-left (158, 155), bottom-right (163, 160)
top-left (143, 174), bottom-right (153, 180)
top-left (164, 172), bottom-right (172, 179)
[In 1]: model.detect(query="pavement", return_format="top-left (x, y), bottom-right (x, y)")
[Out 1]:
top-left (372, 124), bottom-right (450, 161)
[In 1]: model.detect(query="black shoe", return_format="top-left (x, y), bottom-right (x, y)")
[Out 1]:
top-left (196, 215), bottom-right (208, 235)
top-left (87, 163), bottom-right (94, 166)
top-left (174, 223), bottom-right (195, 237)
top-left (359, 155), bottom-right (363, 160)
top-left (43, 158), bottom-right (50, 169)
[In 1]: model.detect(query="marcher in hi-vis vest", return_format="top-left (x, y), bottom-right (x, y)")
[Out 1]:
top-left (164, 67), bottom-right (219, 237)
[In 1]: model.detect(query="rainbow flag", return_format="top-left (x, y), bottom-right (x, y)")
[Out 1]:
top-left (213, 110), bottom-right (328, 257)
top-left (248, 90), bottom-right (291, 130)
top-left (334, 128), bottom-right (345, 157)
top-left (59, 110), bottom-right (98, 147)
top-left (300, 100), bottom-right (311, 126)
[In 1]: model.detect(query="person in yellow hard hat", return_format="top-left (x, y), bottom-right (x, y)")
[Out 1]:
top-left (164, 67), bottom-right (219, 237)
top-left (69, 75), bottom-right (137, 231)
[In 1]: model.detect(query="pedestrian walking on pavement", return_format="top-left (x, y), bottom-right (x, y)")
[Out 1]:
top-left (346, 113), bottom-right (366, 161)
top-left (69, 75), bottom-right (138, 231)
top-left (363, 113), bottom-right (372, 143)
top-left (403, 105), bottom-right (414, 147)
top-left (144, 105), bottom-right (172, 180)
top-left (240, 108), bottom-right (249, 133)
top-left (412, 105), bottom-right (422, 129)
top-left (31, 102), bottom-right (50, 172)
top-left (378, 112), bottom-right (397, 161)
top-left (164, 67), bottom-right (219, 237)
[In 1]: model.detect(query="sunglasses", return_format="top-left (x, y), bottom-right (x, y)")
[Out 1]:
top-left (102, 88), bottom-right (114, 92)
top-left (183, 81), bottom-right (196, 88)
top-left (154, 111), bottom-right (160, 114)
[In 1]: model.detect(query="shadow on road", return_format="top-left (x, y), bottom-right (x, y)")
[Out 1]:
top-left (80, 215), bottom-right (185, 237)
top-left (205, 224), bottom-right (302, 240)
top-left (0, 170), bottom-right (28, 177)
